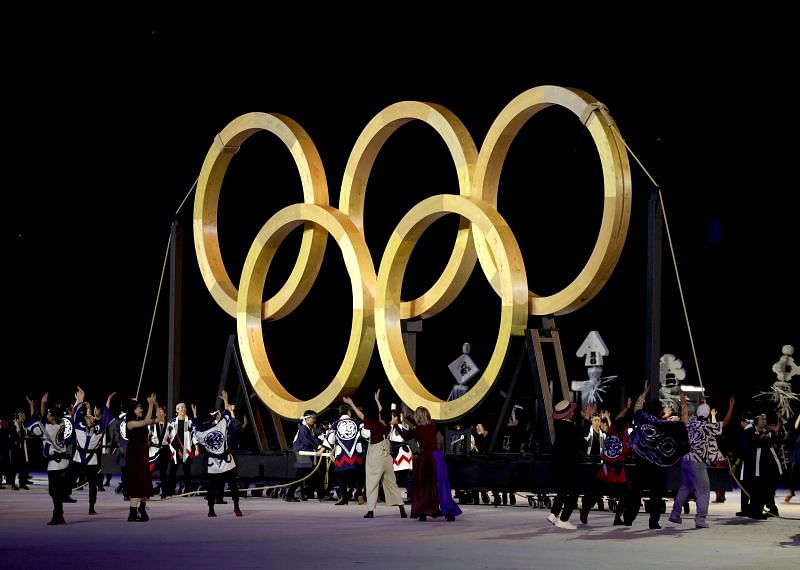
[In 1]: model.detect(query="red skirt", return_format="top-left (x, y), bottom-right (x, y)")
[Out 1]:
top-left (126, 439), bottom-right (154, 498)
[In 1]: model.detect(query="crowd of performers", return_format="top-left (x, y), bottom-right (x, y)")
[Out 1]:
top-left (0, 387), bottom-right (245, 524)
top-left (1, 381), bottom-right (799, 529)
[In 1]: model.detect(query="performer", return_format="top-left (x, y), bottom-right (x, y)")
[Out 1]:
top-left (148, 405), bottom-right (171, 498)
top-left (743, 412), bottom-right (784, 518)
top-left (580, 402), bottom-right (636, 525)
top-left (733, 412), bottom-right (755, 517)
top-left (668, 396), bottom-right (734, 528)
top-left (288, 410), bottom-right (323, 501)
top-left (389, 407), bottom-right (414, 502)
top-left (397, 406), bottom-right (461, 522)
top-left (166, 402), bottom-right (195, 496)
top-left (191, 390), bottom-right (242, 517)
top-left (323, 403), bottom-right (366, 505)
top-left (71, 387), bottom-right (115, 515)
top-left (124, 394), bottom-right (158, 521)
top-left (9, 409), bottom-right (31, 490)
top-left (343, 391), bottom-right (407, 519)
top-left (630, 381), bottom-right (689, 529)
top-left (546, 400), bottom-right (584, 530)
top-left (25, 393), bottom-right (72, 525)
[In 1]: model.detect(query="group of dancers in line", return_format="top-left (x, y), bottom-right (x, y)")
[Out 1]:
top-left (20, 387), bottom-right (244, 524)
top-left (546, 380), bottom-right (797, 530)
top-left (17, 381), bottom-right (799, 528)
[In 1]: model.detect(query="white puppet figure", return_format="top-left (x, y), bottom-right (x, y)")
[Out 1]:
top-left (758, 345), bottom-right (800, 418)
top-left (658, 353), bottom-right (686, 410)
top-left (571, 331), bottom-right (617, 404)
top-left (447, 343), bottom-right (480, 401)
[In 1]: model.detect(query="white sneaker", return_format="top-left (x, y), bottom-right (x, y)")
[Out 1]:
top-left (554, 518), bottom-right (577, 530)
top-left (546, 513), bottom-right (558, 525)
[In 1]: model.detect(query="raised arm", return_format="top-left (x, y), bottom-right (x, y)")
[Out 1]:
top-left (126, 394), bottom-right (157, 429)
top-left (721, 396), bottom-right (735, 428)
top-left (26, 395), bottom-right (36, 417)
top-left (40, 392), bottom-right (48, 417)
top-left (679, 392), bottom-right (688, 424)
top-left (634, 381), bottom-right (649, 412)
top-left (342, 396), bottom-right (365, 421)
top-left (105, 391), bottom-right (117, 409)
top-left (615, 397), bottom-right (632, 420)
top-left (374, 389), bottom-right (383, 416)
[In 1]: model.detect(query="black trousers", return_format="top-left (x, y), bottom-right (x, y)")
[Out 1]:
top-left (75, 464), bottom-right (102, 507)
top-left (288, 465), bottom-right (322, 499)
top-left (9, 450), bottom-right (28, 486)
top-left (168, 459), bottom-right (192, 494)
top-left (48, 469), bottom-right (68, 519)
top-left (632, 462), bottom-right (666, 525)
top-left (207, 469), bottom-right (240, 510)
top-left (550, 462), bottom-right (578, 521)
top-left (337, 469), bottom-right (357, 500)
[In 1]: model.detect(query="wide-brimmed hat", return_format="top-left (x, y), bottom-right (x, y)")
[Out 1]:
top-left (552, 400), bottom-right (577, 420)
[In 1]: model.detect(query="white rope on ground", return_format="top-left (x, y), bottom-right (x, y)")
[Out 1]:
top-left (135, 232), bottom-right (172, 400)
top-left (164, 452), bottom-right (332, 499)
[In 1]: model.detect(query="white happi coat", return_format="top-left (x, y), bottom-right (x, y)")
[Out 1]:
top-left (167, 415), bottom-right (195, 463)
top-left (72, 406), bottom-right (113, 466)
top-left (148, 421), bottom-right (172, 464)
top-left (26, 415), bottom-right (72, 472)
top-left (192, 410), bottom-right (236, 475)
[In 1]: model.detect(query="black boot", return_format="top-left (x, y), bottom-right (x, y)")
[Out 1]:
top-left (364, 511), bottom-right (374, 518)
top-left (48, 508), bottom-right (65, 525)
top-left (128, 507), bottom-right (142, 522)
top-left (137, 503), bottom-right (149, 521)
top-left (418, 515), bottom-right (427, 521)
top-left (446, 514), bottom-right (456, 522)
top-left (399, 505), bottom-right (407, 518)
top-left (89, 502), bottom-right (97, 515)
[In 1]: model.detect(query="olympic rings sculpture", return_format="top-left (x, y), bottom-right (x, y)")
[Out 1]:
top-left (194, 85), bottom-right (631, 420)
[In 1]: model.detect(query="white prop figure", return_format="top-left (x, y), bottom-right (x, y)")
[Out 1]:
top-left (659, 354), bottom-right (686, 409)
top-left (447, 343), bottom-right (480, 401)
top-left (571, 331), bottom-right (617, 404)
top-left (758, 345), bottom-right (800, 418)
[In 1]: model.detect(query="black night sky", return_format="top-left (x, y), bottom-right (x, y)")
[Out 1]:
top-left (5, 23), bottom-right (798, 432)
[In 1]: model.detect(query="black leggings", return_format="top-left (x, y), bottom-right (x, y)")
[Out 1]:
top-left (207, 470), bottom-right (240, 510)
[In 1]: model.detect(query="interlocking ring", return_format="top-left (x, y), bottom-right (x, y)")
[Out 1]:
top-left (194, 86), bottom-right (631, 420)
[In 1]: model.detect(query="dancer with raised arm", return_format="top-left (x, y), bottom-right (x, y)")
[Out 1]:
top-left (26, 393), bottom-right (71, 525)
top-left (191, 390), bottom-right (242, 518)
top-left (124, 394), bottom-right (157, 521)
top-left (343, 390), bottom-right (407, 519)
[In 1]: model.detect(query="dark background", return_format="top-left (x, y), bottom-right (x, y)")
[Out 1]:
top-left (5, 23), bottom-right (797, 434)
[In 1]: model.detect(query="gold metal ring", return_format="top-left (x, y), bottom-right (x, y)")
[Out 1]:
top-left (194, 112), bottom-right (329, 320)
top-left (472, 86), bottom-right (631, 315)
top-left (375, 195), bottom-right (528, 419)
top-left (339, 101), bottom-right (479, 319)
top-left (237, 203), bottom-right (375, 419)
top-left (194, 87), bottom-right (631, 421)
